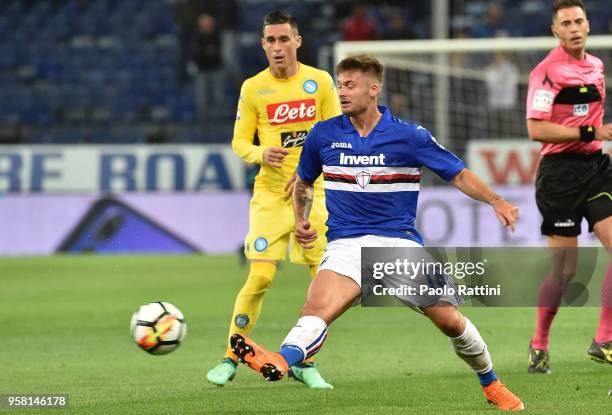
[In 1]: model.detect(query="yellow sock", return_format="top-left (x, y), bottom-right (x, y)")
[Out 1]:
top-left (224, 261), bottom-right (276, 359)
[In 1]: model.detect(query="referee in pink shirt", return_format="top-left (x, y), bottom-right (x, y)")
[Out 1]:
top-left (526, 0), bottom-right (612, 373)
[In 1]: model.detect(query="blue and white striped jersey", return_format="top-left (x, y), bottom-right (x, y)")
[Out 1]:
top-left (297, 106), bottom-right (465, 244)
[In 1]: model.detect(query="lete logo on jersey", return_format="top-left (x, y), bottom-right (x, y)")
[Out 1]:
top-left (267, 99), bottom-right (316, 125)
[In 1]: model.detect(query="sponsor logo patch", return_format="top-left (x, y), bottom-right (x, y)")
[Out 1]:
top-left (340, 152), bottom-right (386, 165)
top-left (267, 99), bottom-right (316, 125)
top-left (573, 104), bottom-right (588, 117)
top-left (331, 142), bottom-right (353, 149)
top-left (532, 89), bottom-right (555, 112)
top-left (554, 219), bottom-right (575, 228)
top-left (281, 130), bottom-right (307, 148)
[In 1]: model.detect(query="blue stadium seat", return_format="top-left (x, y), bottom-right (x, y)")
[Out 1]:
top-left (55, 128), bottom-right (87, 144)
top-left (175, 127), bottom-right (201, 143)
top-left (117, 127), bottom-right (147, 144)
top-left (90, 128), bottom-right (116, 144)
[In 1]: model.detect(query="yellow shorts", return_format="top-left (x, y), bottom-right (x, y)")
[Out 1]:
top-left (244, 190), bottom-right (327, 265)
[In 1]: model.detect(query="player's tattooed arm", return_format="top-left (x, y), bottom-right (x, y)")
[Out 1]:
top-left (292, 176), bottom-right (317, 248)
top-left (293, 176), bottom-right (314, 220)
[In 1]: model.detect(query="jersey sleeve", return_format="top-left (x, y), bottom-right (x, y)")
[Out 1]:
top-left (320, 72), bottom-right (342, 120)
top-left (297, 123), bottom-right (323, 183)
top-left (231, 80), bottom-right (265, 164)
top-left (414, 127), bottom-right (465, 181)
top-left (525, 64), bottom-right (559, 121)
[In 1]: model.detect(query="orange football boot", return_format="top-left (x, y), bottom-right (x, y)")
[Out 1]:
top-left (482, 380), bottom-right (525, 411)
top-left (230, 334), bottom-right (289, 381)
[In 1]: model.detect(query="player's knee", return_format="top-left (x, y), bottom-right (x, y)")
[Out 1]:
top-left (548, 268), bottom-right (575, 286)
top-left (426, 307), bottom-right (464, 337)
top-left (561, 268), bottom-right (576, 282)
top-left (438, 318), bottom-right (464, 337)
top-left (300, 301), bottom-right (321, 316)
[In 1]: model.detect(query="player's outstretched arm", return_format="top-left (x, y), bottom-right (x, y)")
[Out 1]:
top-left (292, 175), bottom-right (317, 248)
top-left (451, 168), bottom-right (519, 232)
top-left (527, 119), bottom-right (612, 143)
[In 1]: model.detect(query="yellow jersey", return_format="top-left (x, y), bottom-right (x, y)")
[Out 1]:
top-left (231, 63), bottom-right (341, 193)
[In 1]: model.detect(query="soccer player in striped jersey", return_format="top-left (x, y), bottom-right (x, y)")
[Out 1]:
top-left (230, 55), bottom-right (525, 411)
top-left (526, 0), bottom-right (612, 373)
top-left (206, 11), bottom-right (340, 388)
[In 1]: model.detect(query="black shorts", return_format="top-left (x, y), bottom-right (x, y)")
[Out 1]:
top-left (535, 151), bottom-right (612, 237)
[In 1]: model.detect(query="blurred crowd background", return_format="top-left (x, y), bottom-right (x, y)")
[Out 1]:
top-left (0, 0), bottom-right (610, 147)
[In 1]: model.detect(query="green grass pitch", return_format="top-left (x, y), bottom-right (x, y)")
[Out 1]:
top-left (1, 255), bottom-right (610, 414)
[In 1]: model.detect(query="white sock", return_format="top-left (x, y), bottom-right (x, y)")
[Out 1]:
top-left (449, 317), bottom-right (493, 374)
top-left (281, 316), bottom-right (328, 360)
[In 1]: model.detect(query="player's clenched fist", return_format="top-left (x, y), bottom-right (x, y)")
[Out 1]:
top-left (491, 198), bottom-right (519, 233)
top-left (263, 147), bottom-right (290, 168)
top-left (295, 219), bottom-right (318, 249)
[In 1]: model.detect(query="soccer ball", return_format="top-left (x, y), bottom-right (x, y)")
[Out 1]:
top-left (130, 301), bottom-right (187, 355)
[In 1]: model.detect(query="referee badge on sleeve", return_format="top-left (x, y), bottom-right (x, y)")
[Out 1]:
top-left (532, 90), bottom-right (554, 112)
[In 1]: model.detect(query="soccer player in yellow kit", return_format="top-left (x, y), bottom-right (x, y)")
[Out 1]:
top-left (206, 11), bottom-right (341, 388)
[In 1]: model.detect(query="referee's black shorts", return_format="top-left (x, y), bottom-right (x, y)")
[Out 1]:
top-left (535, 150), bottom-right (612, 237)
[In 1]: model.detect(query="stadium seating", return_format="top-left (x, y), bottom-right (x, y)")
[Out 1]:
top-left (0, 0), bottom-right (609, 144)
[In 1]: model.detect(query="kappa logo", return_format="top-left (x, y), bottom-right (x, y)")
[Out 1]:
top-left (257, 88), bottom-right (277, 95)
top-left (542, 72), bottom-right (554, 88)
top-left (355, 171), bottom-right (371, 189)
top-left (331, 142), bottom-right (352, 149)
top-left (320, 256), bottom-right (329, 267)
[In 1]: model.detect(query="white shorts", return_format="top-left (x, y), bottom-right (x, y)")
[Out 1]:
top-left (317, 235), bottom-right (422, 287)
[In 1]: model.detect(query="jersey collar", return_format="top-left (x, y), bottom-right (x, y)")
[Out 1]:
top-left (269, 62), bottom-right (302, 81)
top-left (553, 45), bottom-right (588, 65)
top-left (341, 105), bottom-right (392, 134)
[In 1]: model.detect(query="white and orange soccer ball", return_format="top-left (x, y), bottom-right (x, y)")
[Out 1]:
top-left (130, 301), bottom-right (187, 355)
